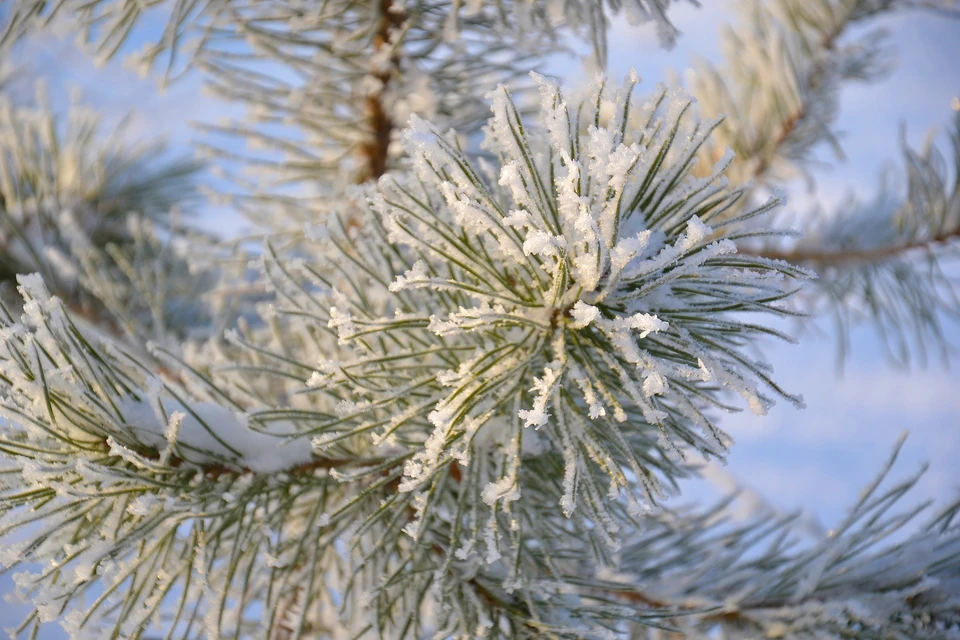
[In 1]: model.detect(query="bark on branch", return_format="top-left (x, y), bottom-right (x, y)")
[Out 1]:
top-left (357, 0), bottom-right (406, 183)
top-left (744, 227), bottom-right (960, 267)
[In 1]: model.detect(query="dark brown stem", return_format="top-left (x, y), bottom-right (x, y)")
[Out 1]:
top-left (191, 455), bottom-right (379, 480)
top-left (270, 584), bottom-right (305, 640)
top-left (357, 0), bottom-right (405, 183)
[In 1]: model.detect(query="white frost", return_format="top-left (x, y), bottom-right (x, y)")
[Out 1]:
top-left (118, 397), bottom-right (313, 474)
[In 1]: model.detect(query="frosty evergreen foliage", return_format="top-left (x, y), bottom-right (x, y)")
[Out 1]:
top-left (688, 0), bottom-right (960, 363)
top-left (756, 114), bottom-right (960, 367)
top-left (0, 85), bottom-right (197, 302)
top-left (0, 77), bottom-right (213, 354)
top-left (0, 0), bottom-right (958, 638)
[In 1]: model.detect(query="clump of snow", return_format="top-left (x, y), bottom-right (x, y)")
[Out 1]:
top-left (118, 396), bottom-right (313, 473)
top-left (569, 301), bottom-right (599, 329)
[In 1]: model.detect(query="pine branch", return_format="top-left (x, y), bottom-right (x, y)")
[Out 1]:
top-left (1, 0), bottom-right (699, 232)
top-left (686, 0), bottom-right (960, 367)
top-left (0, 73), bottom-right (814, 638)
top-left (2, 2), bottom-right (959, 638)
top-left (1, 0), bottom-right (693, 73)
top-left (747, 10), bottom-right (847, 181)
top-left (750, 112), bottom-right (960, 367)
top-left (0, 82), bottom-right (208, 344)
top-left (689, 0), bottom-right (949, 186)
top-left (610, 434), bottom-right (960, 638)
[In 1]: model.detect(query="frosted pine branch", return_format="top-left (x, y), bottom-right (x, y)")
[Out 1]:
top-left (689, 0), bottom-right (954, 186)
top-left (1, 0), bottom-right (703, 238)
top-left (0, 73), bottom-right (817, 638)
top-left (0, 84), bottom-right (197, 296)
top-left (613, 435), bottom-right (960, 638)
top-left (345, 72), bottom-right (810, 516)
top-left (745, 113), bottom-right (960, 367)
top-left (1, 0), bottom-right (693, 71)
top-left (686, 0), bottom-right (960, 366)
top-left (0, 2), bottom-right (957, 637)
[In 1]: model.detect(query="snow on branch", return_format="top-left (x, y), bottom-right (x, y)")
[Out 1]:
top-left (0, 274), bottom-right (367, 636)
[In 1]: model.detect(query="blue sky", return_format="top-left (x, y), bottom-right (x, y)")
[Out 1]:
top-left (3, 2), bottom-right (960, 635)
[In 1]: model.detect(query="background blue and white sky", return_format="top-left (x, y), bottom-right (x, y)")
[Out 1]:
top-left (3, 2), bottom-right (960, 634)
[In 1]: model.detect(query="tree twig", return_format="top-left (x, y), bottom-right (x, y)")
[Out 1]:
top-left (357, 0), bottom-right (406, 183)
top-left (744, 227), bottom-right (960, 266)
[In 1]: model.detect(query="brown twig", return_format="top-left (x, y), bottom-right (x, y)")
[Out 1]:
top-left (752, 107), bottom-right (805, 179)
top-left (743, 227), bottom-right (960, 267)
top-left (357, 0), bottom-right (406, 184)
